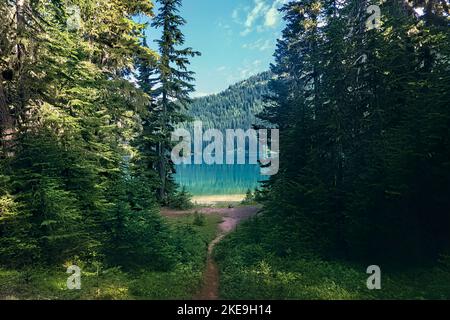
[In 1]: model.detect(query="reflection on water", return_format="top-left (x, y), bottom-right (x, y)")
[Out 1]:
top-left (175, 163), bottom-right (268, 195)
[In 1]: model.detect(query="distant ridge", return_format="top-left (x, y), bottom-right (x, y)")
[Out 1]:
top-left (186, 71), bottom-right (272, 130)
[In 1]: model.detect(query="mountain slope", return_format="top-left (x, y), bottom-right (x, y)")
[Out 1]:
top-left (186, 71), bottom-right (272, 130)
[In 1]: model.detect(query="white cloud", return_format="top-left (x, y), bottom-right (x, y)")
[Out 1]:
top-left (242, 38), bottom-right (273, 51)
top-left (265, 0), bottom-right (289, 27)
top-left (233, 0), bottom-right (286, 36)
top-left (245, 0), bottom-right (268, 28)
top-left (265, 7), bottom-right (278, 27)
top-left (191, 91), bottom-right (212, 98)
top-left (240, 28), bottom-right (252, 36)
top-left (221, 59), bottom-right (266, 87)
top-left (218, 22), bottom-right (232, 30)
top-left (217, 21), bottom-right (234, 41)
top-left (232, 8), bottom-right (239, 21)
top-left (239, 59), bottom-right (263, 79)
top-left (256, 25), bottom-right (265, 33)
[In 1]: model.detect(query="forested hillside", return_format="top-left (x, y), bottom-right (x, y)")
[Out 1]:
top-left (186, 71), bottom-right (271, 129)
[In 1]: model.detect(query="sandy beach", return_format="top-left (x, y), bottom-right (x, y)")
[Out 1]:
top-left (192, 194), bottom-right (245, 205)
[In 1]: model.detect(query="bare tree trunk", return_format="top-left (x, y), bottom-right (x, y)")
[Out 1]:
top-left (15, 0), bottom-right (26, 118)
top-left (158, 89), bottom-right (167, 201)
top-left (0, 79), bottom-right (11, 129)
top-left (1, 0), bottom-right (15, 155)
top-left (1, 0), bottom-right (27, 156)
top-left (0, 77), bottom-right (14, 157)
top-left (158, 18), bottom-right (170, 202)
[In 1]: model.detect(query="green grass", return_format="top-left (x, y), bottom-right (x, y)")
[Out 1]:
top-left (0, 267), bottom-right (130, 300)
top-left (0, 212), bottom-right (223, 300)
top-left (165, 212), bottom-right (222, 244)
top-left (215, 255), bottom-right (450, 300)
top-left (214, 221), bottom-right (450, 300)
top-left (0, 266), bottom-right (205, 300)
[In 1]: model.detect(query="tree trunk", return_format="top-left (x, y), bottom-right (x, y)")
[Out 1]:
top-left (0, 73), bottom-right (14, 157)
top-left (158, 17), bottom-right (170, 202)
top-left (158, 139), bottom-right (166, 201)
top-left (1, 0), bottom-right (26, 156)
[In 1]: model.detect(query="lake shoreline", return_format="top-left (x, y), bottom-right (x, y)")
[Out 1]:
top-left (192, 194), bottom-right (245, 205)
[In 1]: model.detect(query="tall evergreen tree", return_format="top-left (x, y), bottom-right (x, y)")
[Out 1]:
top-left (133, 37), bottom-right (164, 198)
top-left (0, 0), bottom-right (180, 269)
top-left (150, 0), bottom-right (200, 201)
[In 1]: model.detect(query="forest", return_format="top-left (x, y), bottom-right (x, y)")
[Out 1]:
top-left (0, 0), bottom-right (207, 299)
top-left (215, 0), bottom-right (450, 299)
top-left (1, 0), bottom-right (450, 300)
top-left (185, 71), bottom-right (271, 130)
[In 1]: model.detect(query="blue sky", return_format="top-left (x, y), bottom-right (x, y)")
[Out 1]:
top-left (138, 0), bottom-right (287, 97)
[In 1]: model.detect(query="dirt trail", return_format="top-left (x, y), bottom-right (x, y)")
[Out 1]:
top-left (163, 206), bottom-right (259, 300)
top-left (194, 206), bottom-right (258, 300)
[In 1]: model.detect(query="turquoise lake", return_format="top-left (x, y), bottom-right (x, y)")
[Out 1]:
top-left (175, 163), bottom-right (268, 195)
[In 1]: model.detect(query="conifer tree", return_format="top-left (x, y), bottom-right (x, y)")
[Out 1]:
top-left (150, 0), bottom-right (200, 201)
top-left (0, 0), bottom-right (174, 268)
top-left (258, 0), bottom-right (450, 263)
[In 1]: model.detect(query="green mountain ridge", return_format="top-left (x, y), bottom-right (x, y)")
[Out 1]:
top-left (186, 71), bottom-right (272, 130)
